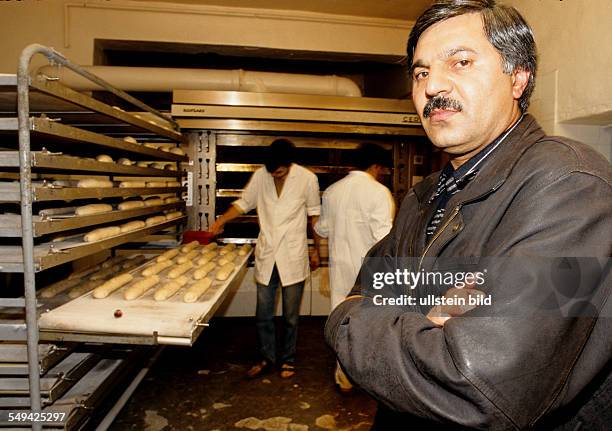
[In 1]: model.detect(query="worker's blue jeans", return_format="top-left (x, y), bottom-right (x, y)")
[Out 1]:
top-left (256, 265), bottom-right (305, 365)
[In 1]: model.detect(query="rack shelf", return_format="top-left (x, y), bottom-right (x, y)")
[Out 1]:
top-left (0, 202), bottom-right (185, 237)
top-left (0, 184), bottom-right (183, 202)
top-left (0, 217), bottom-right (186, 272)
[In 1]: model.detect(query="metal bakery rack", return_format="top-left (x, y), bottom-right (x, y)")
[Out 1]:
top-left (0, 44), bottom-right (252, 430)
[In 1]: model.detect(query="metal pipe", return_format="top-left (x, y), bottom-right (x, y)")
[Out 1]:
top-left (37, 59), bottom-right (177, 129)
top-left (37, 65), bottom-right (363, 97)
top-left (18, 43), bottom-right (46, 431)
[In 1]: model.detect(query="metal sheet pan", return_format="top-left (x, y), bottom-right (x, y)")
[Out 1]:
top-left (38, 251), bottom-right (252, 345)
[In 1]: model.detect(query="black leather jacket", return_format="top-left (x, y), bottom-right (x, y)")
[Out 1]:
top-left (325, 115), bottom-right (611, 430)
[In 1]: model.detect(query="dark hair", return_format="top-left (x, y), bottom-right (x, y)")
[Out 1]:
top-left (355, 143), bottom-right (392, 170)
top-left (407, 0), bottom-right (537, 112)
top-left (265, 139), bottom-right (295, 173)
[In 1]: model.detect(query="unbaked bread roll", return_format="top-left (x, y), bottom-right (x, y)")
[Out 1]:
top-left (238, 244), bottom-right (252, 256)
top-left (164, 196), bottom-right (180, 204)
top-left (165, 211), bottom-right (183, 220)
top-left (119, 181), bottom-right (146, 188)
top-left (170, 147), bottom-right (185, 156)
top-left (75, 203), bottom-right (112, 216)
top-left (193, 261), bottom-right (216, 280)
top-left (167, 261), bottom-right (193, 279)
top-left (196, 252), bottom-right (216, 266)
top-left (84, 226), bottom-right (121, 242)
top-left (77, 179), bottom-right (113, 188)
top-left (176, 250), bottom-right (198, 264)
top-left (216, 263), bottom-right (235, 281)
top-left (151, 162), bottom-right (167, 170)
top-left (117, 158), bottom-right (132, 166)
top-left (145, 215), bottom-right (166, 226)
top-left (93, 273), bottom-right (134, 299)
top-left (144, 198), bottom-right (164, 207)
top-left (120, 220), bottom-right (145, 233)
top-left (96, 154), bottom-right (114, 163)
top-left (146, 181), bottom-right (167, 188)
top-left (219, 243), bottom-right (236, 255)
top-left (154, 276), bottom-right (188, 301)
top-left (166, 165), bottom-right (178, 171)
top-left (144, 143), bottom-right (159, 149)
top-left (124, 275), bottom-right (160, 300)
top-left (123, 136), bottom-right (137, 144)
top-left (38, 278), bottom-right (81, 298)
top-left (118, 200), bottom-right (145, 210)
top-left (183, 277), bottom-right (212, 303)
top-left (218, 251), bottom-right (237, 266)
top-left (142, 259), bottom-right (173, 276)
top-left (167, 181), bottom-right (181, 187)
top-left (156, 248), bottom-right (179, 263)
top-left (136, 161), bottom-right (150, 168)
top-left (181, 241), bottom-right (199, 253)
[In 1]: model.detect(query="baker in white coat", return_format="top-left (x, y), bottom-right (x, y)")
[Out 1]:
top-left (210, 139), bottom-right (320, 379)
top-left (315, 143), bottom-right (395, 392)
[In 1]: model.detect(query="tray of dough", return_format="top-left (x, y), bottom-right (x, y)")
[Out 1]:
top-left (38, 242), bottom-right (252, 346)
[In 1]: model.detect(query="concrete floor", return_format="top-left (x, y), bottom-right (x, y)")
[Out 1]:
top-left (110, 317), bottom-right (377, 431)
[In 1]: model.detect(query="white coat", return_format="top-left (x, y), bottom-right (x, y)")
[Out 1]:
top-left (314, 171), bottom-right (394, 308)
top-left (234, 164), bottom-right (321, 286)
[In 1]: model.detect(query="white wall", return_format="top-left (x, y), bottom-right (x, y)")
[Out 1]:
top-left (0, 0), bottom-right (411, 73)
top-left (506, 0), bottom-right (612, 161)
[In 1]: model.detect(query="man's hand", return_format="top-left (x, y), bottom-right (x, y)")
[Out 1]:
top-left (208, 218), bottom-right (225, 236)
top-left (309, 248), bottom-right (320, 271)
top-left (426, 285), bottom-right (486, 326)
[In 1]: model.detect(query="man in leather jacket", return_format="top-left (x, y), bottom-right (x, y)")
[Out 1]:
top-left (325, 1), bottom-right (611, 429)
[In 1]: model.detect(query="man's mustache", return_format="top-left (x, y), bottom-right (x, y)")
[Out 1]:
top-left (423, 96), bottom-right (463, 118)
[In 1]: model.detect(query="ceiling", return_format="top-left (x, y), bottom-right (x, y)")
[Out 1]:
top-left (129, 0), bottom-right (431, 21)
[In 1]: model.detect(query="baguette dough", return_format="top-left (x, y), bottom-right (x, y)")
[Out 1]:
top-left (156, 248), bottom-right (179, 262)
top-left (167, 261), bottom-right (193, 279)
top-left (96, 154), bottom-right (114, 163)
top-left (165, 211), bottom-right (183, 220)
top-left (124, 275), bottom-right (160, 300)
top-left (118, 200), bottom-right (145, 210)
top-left (38, 278), bottom-right (81, 298)
top-left (75, 203), bottom-right (113, 216)
top-left (193, 262), bottom-right (216, 280)
top-left (154, 276), bottom-right (188, 301)
top-left (216, 263), bottom-right (235, 281)
top-left (84, 226), bottom-right (121, 242)
top-left (218, 251), bottom-right (237, 266)
top-left (219, 243), bottom-right (237, 255)
top-left (68, 280), bottom-right (104, 299)
top-left (120, 220), bottom-right (145, 233)
top-left (91, 264), bottom-right (123, 281)
top-left (122, 255), bottom-right (147, 270)
top-left (145, 215), bottom-right (166, 226)
top-left (183, 277), bottom-right (212, 303)
top-left (119, 181), bottom-right (146, 188)
top-left (177, 249), bottom-right (199, 264)
top-left (67, 265), bottom-right (100, 280)
top-left (142, 259), bottom-right (173, 276)
top-left (196, 252), bottom-right (216, 266)
top-left (181, 241), bottom-right (200, 253)
top-left (102, 256), bottom-right (127, 269)
top-left (77, 179), bottom-right (113, 188)
top-left (93, 273), bottom-right (134, 299)
top-left (238, 244), bottom-right (252, 256)
top-left (144, 198), bottom-right (164, 207)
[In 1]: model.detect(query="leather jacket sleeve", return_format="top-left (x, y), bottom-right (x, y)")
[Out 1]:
top-left (325, 163), bottom-right (612, 429)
